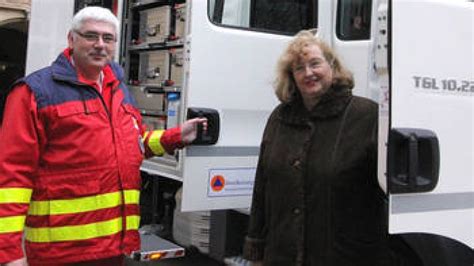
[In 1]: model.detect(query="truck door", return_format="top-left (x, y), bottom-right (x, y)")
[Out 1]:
top-left (387, 0), bottom-right (473, 255)
top-left (25, 0), bottom-right (74, 74)
top-left (180, 0), bottom-right (316, 211)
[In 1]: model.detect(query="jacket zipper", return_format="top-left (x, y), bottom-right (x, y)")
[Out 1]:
top-left (71, 80), bottom-right (129, 251)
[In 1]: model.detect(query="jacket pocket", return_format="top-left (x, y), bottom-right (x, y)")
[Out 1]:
top-left (46, 100), bottom-right (113, 167)
top-left (53, 100), bottom-right (103, 133)
top-left (56, 100), bottom-right (101, 117)
top-left (39, 169), bottom-right (101, 199)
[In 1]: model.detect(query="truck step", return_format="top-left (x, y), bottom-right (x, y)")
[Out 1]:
top-left (130, 231), bottom-right (185, 261)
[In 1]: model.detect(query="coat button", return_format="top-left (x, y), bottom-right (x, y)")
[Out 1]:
top-left (293, 208), bottom-right (301, 215)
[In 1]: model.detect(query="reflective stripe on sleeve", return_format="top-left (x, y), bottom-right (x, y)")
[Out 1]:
top-left (28, 190), bottom-right (140, 216)
top-left (147, 130), bottom-right (165, 156)
top-left (0, 188), bottom-right (32, 204)
top-left (0, 215), bottom-right (26, 234)
top-left (25, 215), bottom-right (140, 243)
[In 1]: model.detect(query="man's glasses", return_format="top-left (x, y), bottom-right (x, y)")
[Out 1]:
top-left (74, 31), bottom-right (116, 44)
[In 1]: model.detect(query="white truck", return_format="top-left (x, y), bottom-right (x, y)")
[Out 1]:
top-left (23, 0), bottom-right (472, 264)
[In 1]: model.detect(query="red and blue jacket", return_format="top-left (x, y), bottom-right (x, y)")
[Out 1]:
top-left (0, 49), bottom-right (181, 264)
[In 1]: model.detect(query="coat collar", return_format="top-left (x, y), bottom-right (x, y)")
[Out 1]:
top-left (278, 86), bottom-right (353, 125)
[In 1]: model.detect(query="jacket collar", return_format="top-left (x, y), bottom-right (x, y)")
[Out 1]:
top-left (50, 48), bottom-right (124, 85)
top-left (278, 85), bottom-right (353, 125)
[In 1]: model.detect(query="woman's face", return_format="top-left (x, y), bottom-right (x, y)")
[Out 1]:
top-left (292, 44), bottom-right (333, 102)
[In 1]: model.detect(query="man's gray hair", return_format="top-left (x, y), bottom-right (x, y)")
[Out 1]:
top-left (71, 6), bottom-right (119, 35)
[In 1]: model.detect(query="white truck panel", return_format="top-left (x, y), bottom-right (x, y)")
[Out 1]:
top-left (389, 0), bottom-right (473, 248)
top-left (180, 0), bottom-right (292, 211)
top-left (181, 154), bottom-right (257, 211)
top-left (390, 208), bottom-right (473, 247)
top-left (26, 0), bottom-right (74, 75)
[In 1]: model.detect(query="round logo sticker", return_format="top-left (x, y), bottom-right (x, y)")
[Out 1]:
top-left (210, 175), bottom-right (225, 192)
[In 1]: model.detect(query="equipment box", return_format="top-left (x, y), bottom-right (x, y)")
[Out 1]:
top-left (139, 5), bottom-right (171, 44)
top-left (141, 115), bottom-right (166, 131)
top-left (173, 4), bottom-right (186, 40)
top-left (129, 85), bottom-right (165, 112)
top-left (169, 48), bottom-right (184, 87)
top-left (139, 50), bottom-right (170, 86)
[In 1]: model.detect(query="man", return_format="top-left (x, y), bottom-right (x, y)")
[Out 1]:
top-left (0, 6), bottom-right (206, 266)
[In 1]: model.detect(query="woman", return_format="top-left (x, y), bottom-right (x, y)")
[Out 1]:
top-left (243, 30), bottom-right (391, 266)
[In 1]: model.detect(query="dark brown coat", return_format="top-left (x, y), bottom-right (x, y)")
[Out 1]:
top-left (243, 86), bottom-right (391, 266)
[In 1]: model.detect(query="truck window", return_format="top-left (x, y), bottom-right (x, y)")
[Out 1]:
top-left (336, 0), bottom-right (372, 40)
top-left (209, 0), bottom-right (317, 35)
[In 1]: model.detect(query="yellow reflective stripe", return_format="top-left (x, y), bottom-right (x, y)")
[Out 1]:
top-left (126, 215), bottom-right (140, 230)
top-left (0, 215), bottom-right (26, 234)
top-left (0, 188), bottom-right (32, 204)
top-left (25, 215), bottom-right (140, 243)
top-left (29, 190), bottom-right (140, 216)
top-left (26, 217), bottom-right (121, 242)
top-left (147, 130), bottom-right (165, 156)
top-left (29, 192), bottom-right (120, 216)
top-left (124, 190), bottom-right (140, 205)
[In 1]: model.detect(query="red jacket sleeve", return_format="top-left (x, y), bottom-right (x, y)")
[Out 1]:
top-left (0, 84), bottom-right (40, 263)
top-left (142, 127), bottom-right (184, 158)
top-left (160, 127), bottom-right (184, 154)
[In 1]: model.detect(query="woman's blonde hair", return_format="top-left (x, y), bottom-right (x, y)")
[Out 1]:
top-left (274, 30), bottom-right (354, 103)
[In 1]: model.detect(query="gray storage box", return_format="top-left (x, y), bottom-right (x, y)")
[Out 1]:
top-left (129, 85), bottom-right (165, 112)
top-left (141, 115), bottom-right (167, 131)
top-left (169, 48), bottom-right (184, 87)
top-left (174, 4), bottom-right (186, 40)
top-left (139, 5), bottom-right (171, 44)
top-left (173, 188), bottom-right (211, 254)
top-left (139, 50), bottom-right (170, 86)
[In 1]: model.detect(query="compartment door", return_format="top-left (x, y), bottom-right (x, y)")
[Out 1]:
top-left (388, 0), bottom-right (473, 248)
top-left (26, 0), bottom-right (74, 74)
top-left (180, 0), bottom-right (293, 211)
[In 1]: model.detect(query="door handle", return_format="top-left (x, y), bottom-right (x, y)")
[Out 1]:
top-left (388, 128), bottom-right (440, 194)
top-left (187, 107), bottom-right (220, 145)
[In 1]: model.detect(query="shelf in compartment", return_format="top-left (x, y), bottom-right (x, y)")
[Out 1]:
top-left (129, 84), bottom-right (182, 93)
top-left (141, 156), bottom-right (182, 182)
top-left (128, 40), bottom-right (185, 52)
top-left (131, 0), bottom-right (170, 11)
top-left (139, 109), bottom-right (166, 117)
top-left (131, 0), bottom-right (186, 10)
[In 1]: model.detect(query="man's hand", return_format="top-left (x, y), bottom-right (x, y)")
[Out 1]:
top-left (181, 117), bottom-right (208, 144)
top-left (4, 257), bottom-right (28, 266)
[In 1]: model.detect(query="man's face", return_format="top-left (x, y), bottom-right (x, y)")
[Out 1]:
top-left (68, 20), bottom-right (116, 72)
